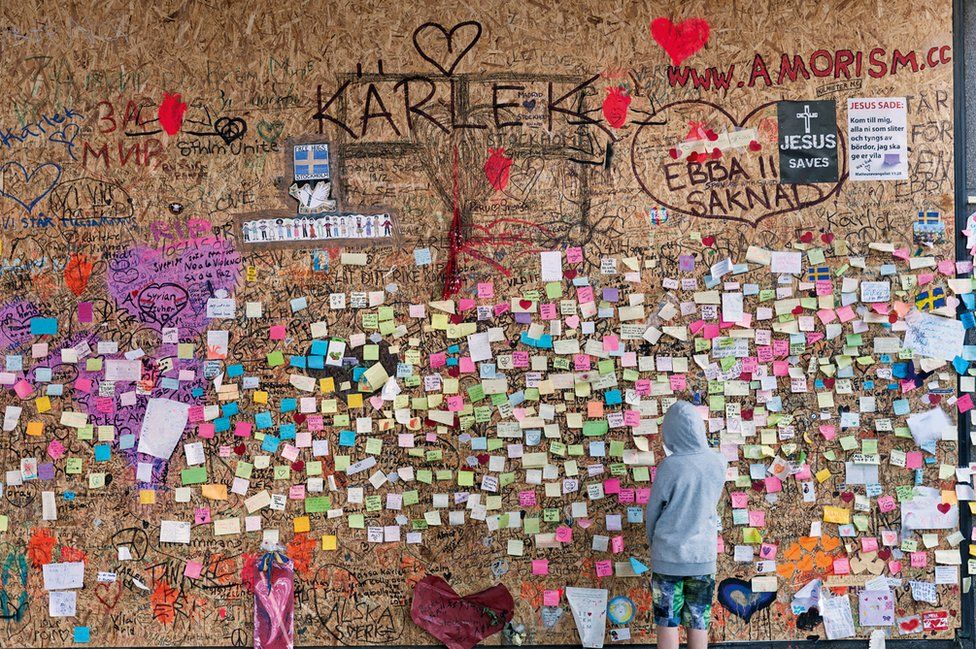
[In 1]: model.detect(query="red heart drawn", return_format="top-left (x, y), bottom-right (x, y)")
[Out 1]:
top-left (900, 617), bottom-right (920, 632)
top-left (701, 235), bottom-right (715, 247)
top-left (937, 503), bottom-right (951, 514)
top-left (650, 18), bottom-right (710, 66)
top-left (411, 575), bottom-right (514, 649)
top-left (800, 231), bottom-right (814, 243)
top-left (518, 299), bottom-right (533, 310)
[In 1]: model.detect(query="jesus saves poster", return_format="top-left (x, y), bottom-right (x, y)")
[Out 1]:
top-left (777, 100), bottom-right (839, 184)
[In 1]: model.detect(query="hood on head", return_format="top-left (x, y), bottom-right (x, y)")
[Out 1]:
top-left (662, 400), bottom-right (707, 454)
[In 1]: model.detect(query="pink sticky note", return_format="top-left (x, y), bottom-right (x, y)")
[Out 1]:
top-left (234, 421), bottom-right (253, 438)
top-left (458, 298), bottom-right (476, 312)
top-left (269, 325), bottom-right (286, 340)
top-left (730, 491), bottom-right (749, 508)
top-left (566, 247), bottom-right (583, 263)
top-left (764, 476), bottom-right (782, 493)
top-left (603, 478), bottom-right (621, 495)
top-left (594, 560), bottom-right (613, 577)
top-left (819, 425), bottom-right (837, 440)
top-left (836, 305), bottom-right (856, 322)
top-left (194, 508), bottom-right (212, 524)
top-left (893, 247), bottom-right (910, 260)
top-left (198, 423), bottom-right (215, 439)
top-left (760, 543), bottom-right (778, 559)
top-left (184, 561), bottom-right (203, 579)
top-left (906, 451), bottom-right (923, 469)
top-left (74, 378), bottom-right (93, 394)
top-left (794, 464), bottom-right (813, 480)
top-left (910, 551), bottom-right (927, 568)
top-left (519, 491), bottom-right (537, 507)
top-left (958, 394), bottom-right (974, 413)
top-left (543, 589), bottom-right (561, 606)
top-left (477, 282), bottom-right (494, 299)
top-left (611, 536), bottom-right (625, 553)
top-left (749, 510), bottom-right (766, 527)
top-left (13, 380), bottom-right (33, 399)
top-left (938, 259), bottom-right (955, 275)
top-left (555, 526), bottom-right (573, 543)
top-left (47, 439), bottom-right (66, 460)
top-left (861, 537), bottom-right (879, 553)
top-left (78, 302), bottom-right (93, 323)
top-left (531, 559), bottom-right (549, 575)
top-left (833, 557), bottom-right (851, 574)
top-left (878, 495), bottom-right (897, 512)
top-left (429, 353), bottom-right (446, 368)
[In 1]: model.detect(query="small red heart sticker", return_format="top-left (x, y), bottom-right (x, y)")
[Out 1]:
top-left (938, 502), bottom-right (951, 514)
top-left (748, 140), bottom-right (762, 152)
top-left (519, 299), bottom-right (532, 310)
top-left (821, 232), bottom-right (835, 244)
top-left (669, 148), bottom-right (680, 159)
top-left (800, 231), bottom-right (814, 243)
top-left (701, 235), bottom-right (715, 247)
top-left (564, 269), bottom-right (577, 280)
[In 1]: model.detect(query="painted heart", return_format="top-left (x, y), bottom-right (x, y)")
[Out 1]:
top-left (650, 17), bottom-right (710, 66)
top-left (0, 162), bottom-right (61, 213)
top-left (748, 139), bottom-right (762, 152)
top-left (564, 269), bottom-right (577, 280)
top-left (256, 119), bottom-right (284, 144)
top-left (412, 21), bottom-right (482, 76)
top-left (292, 412), bottom-right (307, 425)
top-left (214, 116), bottom-right (248, 144)
top-left (522, 99), bottom-right (537, 111)
top-left (632, 101), bottom-right (847, 228)
top-left (95, 580), bottom-right (123, 609)
top-left (137, 283), bottom-right (190, 328)
top-left (899, 616), bottom-right (921, 632)
top-left (254, 570), bottom-right (294, 648)
top-left (717, 578), bottom-right (776, 622)
top-left (411, 575), bottom-right (513, 649)
top-left (158, 92), bottom-right (187, 135)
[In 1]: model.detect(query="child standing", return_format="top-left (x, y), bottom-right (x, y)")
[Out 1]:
top-left (645, 400), bottom-right (727, 649)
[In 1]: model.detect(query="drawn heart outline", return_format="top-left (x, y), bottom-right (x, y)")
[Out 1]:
top-left (631, 99), bottom-right (848, 228)
top-left (0, 162), bottom-right (62, 214)
top-left (412, 21), bottom-right (483, 76)
top-left (650, 17), bottom-right (711, 66)
top-left (716, 577), bottom-right (776, 622)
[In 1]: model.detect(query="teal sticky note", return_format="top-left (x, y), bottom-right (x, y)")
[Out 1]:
top-left (73, 626), bottom-right (90, 643)
top-left (30, 318), bottom-right (58, 335)
top-left (339, 430), bottom-right (356, 446)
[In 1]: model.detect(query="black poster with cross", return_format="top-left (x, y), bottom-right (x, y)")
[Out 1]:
top-left (777, 100), bottom-right (839, 184)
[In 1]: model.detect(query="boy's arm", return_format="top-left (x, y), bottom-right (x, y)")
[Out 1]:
top-left (644, 464), bottom-right (670, 542)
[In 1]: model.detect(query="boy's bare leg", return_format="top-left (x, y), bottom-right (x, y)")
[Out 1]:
top-left (687, 628), bottom-right (708, 649)
top-left (656, 627), bottom-right (679, 649)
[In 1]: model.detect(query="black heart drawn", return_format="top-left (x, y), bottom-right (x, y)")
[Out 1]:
top-left (214, 116), bottom-right (248, 144)
top-left (412, 21), bottom-right (483, 76)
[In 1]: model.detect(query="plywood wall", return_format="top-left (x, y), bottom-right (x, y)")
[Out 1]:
top-left (0, 0), bottom-right (958, 646)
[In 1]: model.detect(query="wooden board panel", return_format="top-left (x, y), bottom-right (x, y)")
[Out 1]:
top-left (0, 0), bottom-right (958, 646)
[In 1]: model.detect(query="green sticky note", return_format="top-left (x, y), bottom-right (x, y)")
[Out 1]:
top-left (417, 470), bottom-right (433, 484)
top-left (273, 465), bottom-right (290, 480)
top-left (862, 439), bottom-right (879, 455)
top-left (569, 444), bottom-right (585, 456)
top-left (742, 527), bottom-right (763, 543)
top-left (457, 471), bottom-right (474, 486)
top-left (334, 455), bottom-right (350, 472)
top-left (524, 517), bottom-right (540, 534)
top-left (267, 351), bottom-right (285, 367)
top-left (365, 438), bottom-right (383, 455)
top-left (543, 508), bottom-right (561, 522)
top-left (86, 358), bottom-right (103, 371)
top-left (545, 282), bottom-right (563, 299)
top-left (66, 457), bottom-right (83, 474)
top-left (403, 490), bottom-right (420, 506)
top-left (348, 514), bottom-right (365, 529)
top-left (839, 436), bottom-right (858, 451)
top-left (181, 466), bottom-right (207, 485)
top-left (305, 496), bottom-right (331, 513)
top-left (583, 420), bottom-right (609, 437)
top-left (363, 344), bottom-right (379, 361)
top-left (365, 495), bottom-right (382, 511)
top-left (631, 466), bottom-right (650, 482)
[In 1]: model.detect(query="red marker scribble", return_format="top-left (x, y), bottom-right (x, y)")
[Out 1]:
top-left (64, 253), bottom-right (93, 296)
top-left (157, 92), bottom-right (187, 135)
top-left (602, 86), bottom-right (632, 128)
top-left (483, 147), bottom-right (512, 192)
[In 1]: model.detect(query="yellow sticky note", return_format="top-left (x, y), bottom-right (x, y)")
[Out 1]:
top-left (202, 484), bottom-right (228, 500)
top-left (823, 505), bottom-right (850, 524)
top-left (253, 391), bottom-right (269, 404)
top-left (139, 489), bottom-right (156, 505)
top-left (293, 516), bottom-right (311, 533)
top-left (347, 393), bottom-right (363, 408)
top-left (815, 468), bottom-right (831, 483)
top-left (35, 396), bottom-right (51, 413)
top-left (322, 535), bottom-right (337, 550)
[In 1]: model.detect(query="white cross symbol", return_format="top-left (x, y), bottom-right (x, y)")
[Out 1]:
top-left (796, 105), bottom-right (818, 133)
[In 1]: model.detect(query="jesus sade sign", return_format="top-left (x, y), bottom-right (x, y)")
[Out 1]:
top-left (777, 100), bottom-right (839, 184)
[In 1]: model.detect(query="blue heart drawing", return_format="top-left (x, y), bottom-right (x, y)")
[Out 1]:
top-left (48, 124), bottom-right (80, 159)
top-left (716, 578), bottom-right (776, 622)
top-left (0, 162), bottom-right (62, 213)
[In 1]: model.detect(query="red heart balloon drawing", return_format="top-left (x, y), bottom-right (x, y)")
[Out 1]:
top-left (650, 17), bottom-right (710, 66)
top-left (411, 575), bottom-right (514, 649)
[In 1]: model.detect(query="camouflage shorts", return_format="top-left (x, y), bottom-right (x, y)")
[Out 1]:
top-left (651, 573), bottom-right (715, 630)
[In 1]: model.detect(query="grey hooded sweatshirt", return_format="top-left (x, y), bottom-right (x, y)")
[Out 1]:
top-left (644, 400), bottom-right (727, 576)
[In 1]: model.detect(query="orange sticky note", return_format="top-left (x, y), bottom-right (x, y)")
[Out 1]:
top-left (27, 421), bottom-right (43, 437)
top-left (294, 516), bottom-right (310, 533)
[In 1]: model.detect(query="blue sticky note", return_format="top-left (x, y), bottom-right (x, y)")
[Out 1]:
top-left (279, 423), bottom-right (296, 440)
top-left (893, 399), bottom-right (911, 416)
top-left (46, 384), bottom-right (64, 396)
top-left (214, 416), bottom-right (231, 432)
top-left (339, 430), bottom-right (357, 446)
top-left (255, 412), bottom-right (273, 429)
top-left (308, 356), bottom-right (324, 369)
top-left (227, 364), bottom-right (245, 378)
top-left (160, 377), bottom-right (180, 390)
top-left (954, 356), bottom-right (970, 375)
top-left (73, 627), bottom-right (90, 643)
top-left (604, 389), bottom-right (622, 406)
top-left (626, 507), bottom-right (644, 523)
top-left (311, 340), bottom-right (329, 355)
top-left (94, 444), bottom-right (111, 462)
top-left (118, 434), bottom-right (135, 450)
top-left (414, 248), bottom-right (432, 266)
top-left (222, 403), bottom-right (239, 417)
top-left (280, 398), bottom-right (296, 412)
top-left (5, 355), bottom-right (22, 371)
top-left (35, 367), bottom-right (52, 382)
top-left (629, 558), bottom-right (649, 575)
top-left (261, 435), bottom-right (281, 453)
top-left (290, 356), bottom-right (307, 368)
top-left (30, 318), bottom-right (58, 335)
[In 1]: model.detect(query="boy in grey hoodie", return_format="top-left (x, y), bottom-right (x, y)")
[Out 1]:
top-left (645, 400), bottom-right (726, 649)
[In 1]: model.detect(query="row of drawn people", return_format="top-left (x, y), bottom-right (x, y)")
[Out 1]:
top-left (241, 213), bottom-right (394, 243)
